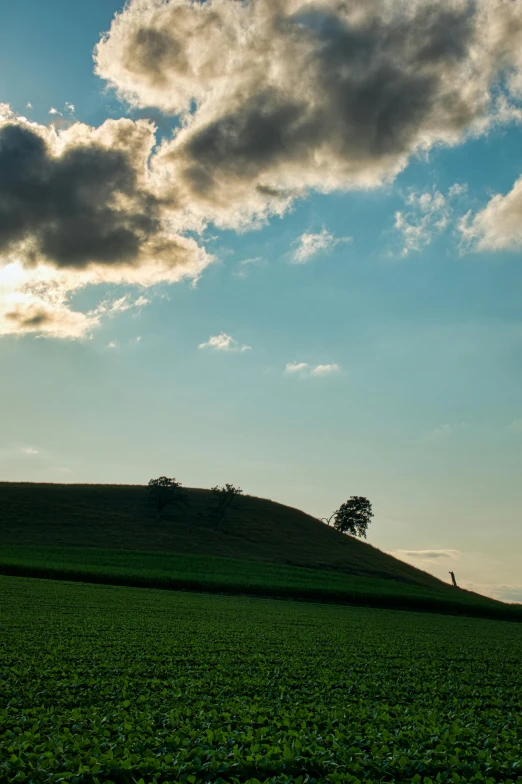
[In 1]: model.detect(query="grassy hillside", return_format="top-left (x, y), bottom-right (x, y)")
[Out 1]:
top-left (0, 545), bottom-right (520, 620)
top-left (0, 481), bottom-right (446, 589)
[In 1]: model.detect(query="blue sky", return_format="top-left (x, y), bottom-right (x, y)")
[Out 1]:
top-left (1, 0), bottom-right (522, 601)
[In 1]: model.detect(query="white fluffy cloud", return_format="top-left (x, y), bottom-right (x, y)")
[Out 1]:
top-left (460, 174), bottom-right (522, 251)
top-left (285, 361), bottom-right (340, 376)
top-left (311, 363), bottom-right (340, 376)
top-left (199, 332), bottom-right (251, 351)
top-left (286, 362), bottom-right (310, 374)
top-left (291, 229), bottom-right (351, 263)
top-left (95, 0), bottom-right (522, 232)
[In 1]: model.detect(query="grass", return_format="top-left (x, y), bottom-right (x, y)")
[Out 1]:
top-left (0, 544), bottom-right (520, 620)
top-left (0, 481), bottom-right (455, 589)
top-left (1, 575), bottom-right (522, 784)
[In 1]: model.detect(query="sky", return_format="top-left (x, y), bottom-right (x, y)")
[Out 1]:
top-left (1, 0), bottom-right (521, 602)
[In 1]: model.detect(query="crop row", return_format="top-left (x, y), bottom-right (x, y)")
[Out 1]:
top-left (1, 576), bottom-right (522, 784)
top-left (0, 546), bottom-right (519, 621)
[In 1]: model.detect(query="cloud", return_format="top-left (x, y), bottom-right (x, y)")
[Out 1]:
top-left (286, 362), bottom-right (310, 374)
top-left (199, 332), bottom-right (252, 352)
top-left (511, 419), bottom-right (522, 433)
top-left (428, 422), bottom-right (467, 439)
top-left (7, 1), bottom-right (522, 339)
top-left (234, 256), bottom-right (266, 278)
top-left (392, 549), bottom-right (461, 561)
top-left (95, 0), bottom-right (522, 231)
top-left (0, 105), bottom-right (213, 338)
top-left (311, 363), bottom-right (340, 376)
top-left (394, 184), bottom-right (467, 255)
top-left (460, 174), bottom-right (522, 251)
top-left (463, 582), bottom-right (522, 604)
top-left (20, 446), bottom-right (40, 456)
top-left (291, 229), bottom-right (351, 263)
top-left (285, 361), bottom-right (340, 376)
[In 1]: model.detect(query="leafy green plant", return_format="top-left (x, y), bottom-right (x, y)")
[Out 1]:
top-left (1, 575), bottom-right (522, 784)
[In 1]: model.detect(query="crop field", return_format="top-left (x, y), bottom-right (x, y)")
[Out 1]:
top-left (1, 576), bottom-right (522, 784)
top-left (0, 545), bottom-right (519, 620)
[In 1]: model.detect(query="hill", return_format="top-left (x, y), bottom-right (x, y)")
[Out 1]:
top-left (0, 481), bottom-right (445, 589)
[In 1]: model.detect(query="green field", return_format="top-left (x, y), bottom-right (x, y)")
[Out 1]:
top-left (0, 545), bottom-right (520, 621)
top-left (0, 482), bottom-right (451, 589)
top-left (1, 575), bottom-right (522, 784)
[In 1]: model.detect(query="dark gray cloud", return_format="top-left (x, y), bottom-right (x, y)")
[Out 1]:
top-left (3, 0), bottom-right (522, 339)
top-left (0, 108), bottom-right (212, 338)
top-left (0, 121), bottom-right (160, 269)
top-left (96, 0), bottom-right (522, 227)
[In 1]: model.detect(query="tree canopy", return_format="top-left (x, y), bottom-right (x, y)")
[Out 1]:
top-left (210, 484), bottom-right (243, 531)
top-left (324, 496), bottom-right (373, 538)
top-left (148, 477), bottom-right (188, 517)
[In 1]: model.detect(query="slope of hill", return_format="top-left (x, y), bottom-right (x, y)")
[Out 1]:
top-left (0, 481), bottom-right (446, 588)
top-left (1, 544), bottom-right (519, 620)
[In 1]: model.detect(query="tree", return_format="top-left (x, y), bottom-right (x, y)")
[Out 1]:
top-left (323, 496), bottom-right (373, 538)
top-left (148, 476), bottom-right (188, 517)
top-left (209, 483), bottom-right (243, 531)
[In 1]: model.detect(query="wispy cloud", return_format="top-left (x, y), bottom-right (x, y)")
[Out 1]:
top-left (239, 257), bottom-right (263, 268)
top-left (392, 549), bottom-right (461, 562)
top-left (199, 332), bottom-right (252, 352)
top-left (93, 295), bottom-right (148, 318)
top-left (511, 419), bottom-right (522, 433)
top-left (428, 422), bottom-right (466, 440)
top-left (234, 257), bottom-right (267, 278)
top-left (291, 229), bottom-right (351, 263)
top-left (19, 446), bottom-right (40, 456)
top-left (285, 361), bottom-right (340, 377)
top-left (394, 184), bottom-right (467, 255)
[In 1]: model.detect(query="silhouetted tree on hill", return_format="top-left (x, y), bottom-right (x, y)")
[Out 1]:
top-left (322, 496), bottom-right (373, 538)
top-left (148, 477), bottom-right (188, 518)
top-left (210, 484), bottom-right (243, 531)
